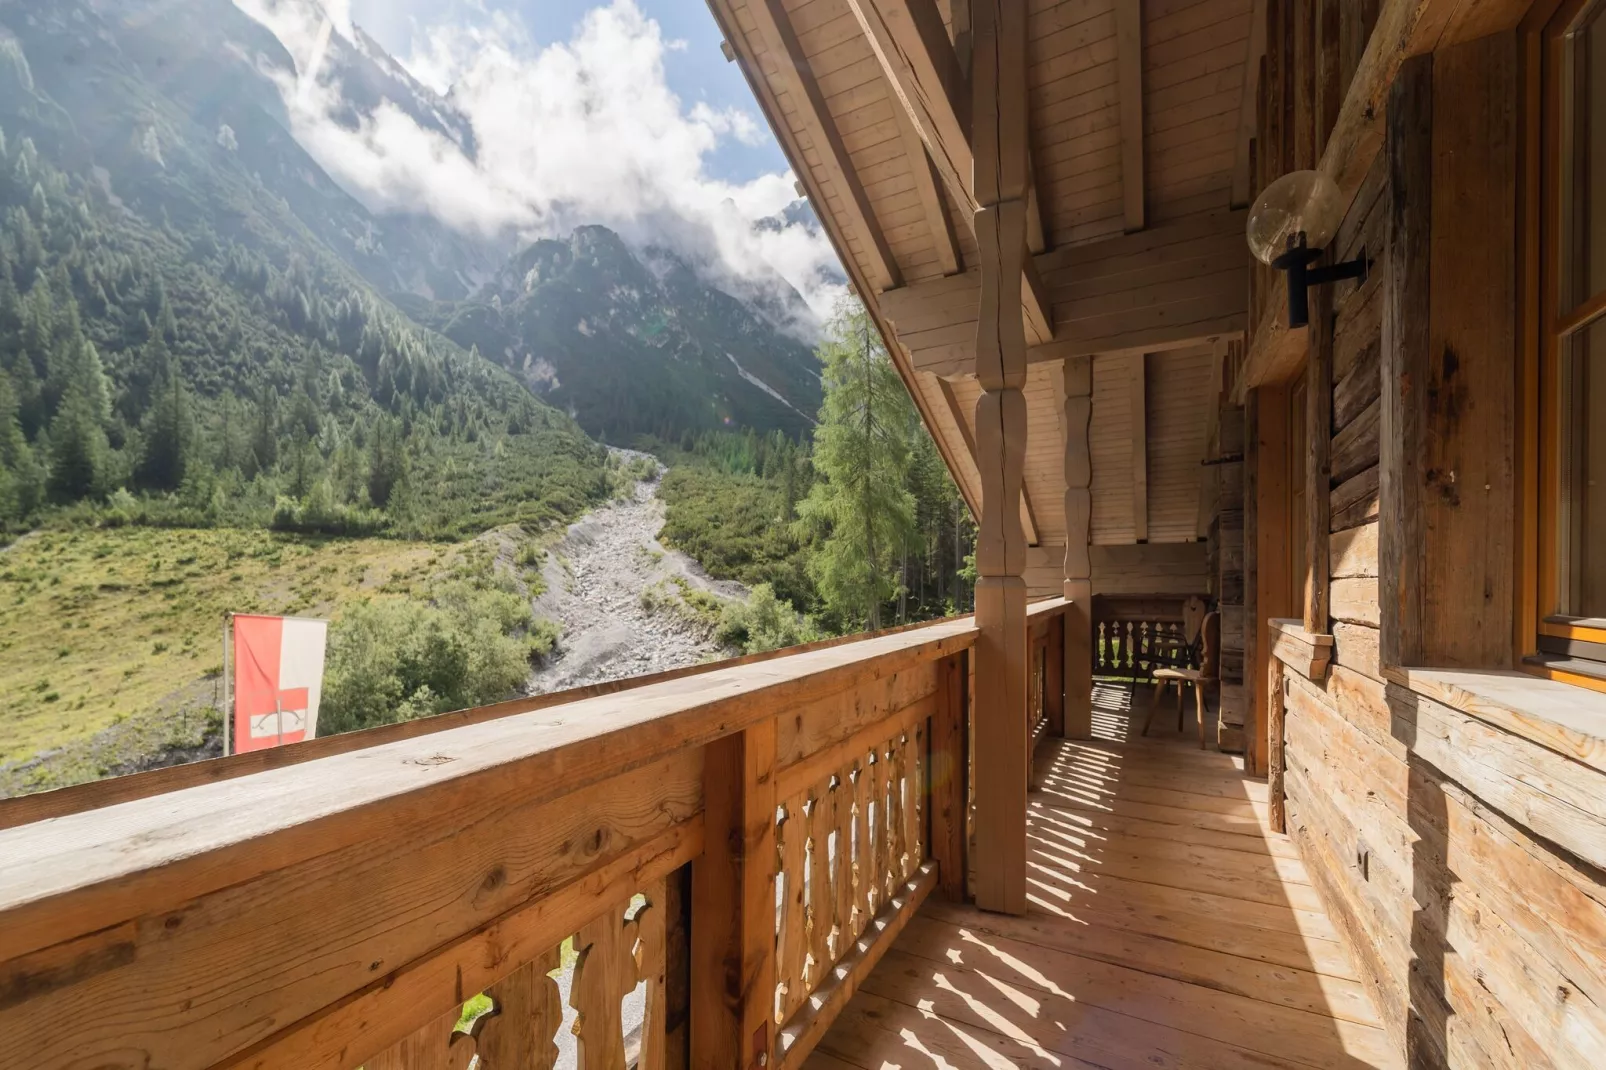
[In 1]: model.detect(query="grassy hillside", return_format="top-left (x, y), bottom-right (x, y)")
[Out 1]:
top-left (0, 525), bottom-right (550, 795)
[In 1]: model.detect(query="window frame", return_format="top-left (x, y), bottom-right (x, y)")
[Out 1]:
top-left (1523, 0), bottom-right (1606, 693)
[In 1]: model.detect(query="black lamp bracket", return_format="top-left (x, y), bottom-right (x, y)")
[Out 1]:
top-left (1271, 234), bottom-right (1368, 328)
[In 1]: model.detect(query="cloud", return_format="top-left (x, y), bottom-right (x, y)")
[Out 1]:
top-left (232, 0), bottom-right (846, 323)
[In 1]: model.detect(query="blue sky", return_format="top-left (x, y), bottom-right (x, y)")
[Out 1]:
top-left (349, 0), bottom-right (788, 187)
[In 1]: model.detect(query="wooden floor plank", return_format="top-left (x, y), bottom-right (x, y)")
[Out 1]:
top-left (862, 944), bottom-right (1399, 1070)
top-left (1026, 796), bottom-right (1303, 859)
top-left (802, 685), bottom-right (1400, 1070)
top-left (1029, 808), bottom-right (1314, 883)
top-left (1029, 833), bottom-right (1328, 912)
top-left (896, 910), bottom-right (1381, 1025)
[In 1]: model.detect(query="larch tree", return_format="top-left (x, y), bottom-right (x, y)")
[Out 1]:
top-left (794, 298), bottom-right (916, 632)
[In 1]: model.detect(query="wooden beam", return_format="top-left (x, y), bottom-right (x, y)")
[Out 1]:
top-left (691, 722), bottom-right (777, 1070)
top-left (894, 105), bottom-right (961, 276)
top-left (880, 210), bottom-right (1250, 379)
top-left (1251, 382), bottom-right (1293, 779)
top-left (741, 0), bottom-right (902, 293)
top-left (1130, 353), bottom-right (1149, 543)
top-left (846, 0), bottom-right (1053, 343)
top-left (929, 653), bottom-right (969, 901)
top-left (969, 0), bottom-right (1030, 917)
top-left (1243, 388), bottom-right (1262, 775)
top-left (1305, 280), bottom-right (1333, 635)
top-left (1231, 0), bottom-right (1270, 207)
top-left (1026, 146), bottom-right (1049, 254)
top-left (1116, 0), bottom-right (1146, 231)
top-left (1061, 356), bottom-right (1093, 740)
top-left (1235, 0), bottom-right (1528, 400)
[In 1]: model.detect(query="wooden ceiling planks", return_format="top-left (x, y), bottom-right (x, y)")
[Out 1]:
top-left (718, 0), bottom-right (1257, 553)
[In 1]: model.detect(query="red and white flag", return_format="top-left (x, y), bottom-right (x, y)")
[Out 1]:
top-left (230, 614), bottom-right (329, 754)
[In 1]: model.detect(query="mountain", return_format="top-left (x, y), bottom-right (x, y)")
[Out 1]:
top-left (0, 0), bottom-right (826, 538)
top-left (0, 0), bottom-right (614, 539)
top-left (403, 228), bottom-right (822, 442)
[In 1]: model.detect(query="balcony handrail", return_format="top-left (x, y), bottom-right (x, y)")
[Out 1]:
top-left (0, 620), bottom-right (977, 954)
top-left (0, 600), bottom-right (1071, 1070)
top-left (0, 608), bottom-right (994, 832)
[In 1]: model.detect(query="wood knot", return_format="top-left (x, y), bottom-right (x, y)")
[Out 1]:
top-left (482, 866), bottom-right (507, 892)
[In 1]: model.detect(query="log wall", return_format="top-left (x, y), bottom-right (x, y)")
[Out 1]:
top-left (1266, 27), bottom-right (1606, 1070)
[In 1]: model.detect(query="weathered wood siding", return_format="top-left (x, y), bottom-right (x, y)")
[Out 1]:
top-left (1274, 32), bottom-right (1606, 1070)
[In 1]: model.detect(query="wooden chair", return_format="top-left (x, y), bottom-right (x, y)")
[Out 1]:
top-left (1142, 607), bottom-right (1220, 748)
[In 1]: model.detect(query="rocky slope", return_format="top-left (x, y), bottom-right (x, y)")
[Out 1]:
top-left (526, 451), bottom-right (744, 695)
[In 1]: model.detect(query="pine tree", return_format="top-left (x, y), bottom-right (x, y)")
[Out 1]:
top-left (47, 388), bottom-right (106, 501)
top-left (136, 337), bottom-right (193, 491)
top-left (0, 371), bottom-right (41, 523)
top-left (794, 299), bottom-right (916, 632)
top-left (367, 417), bottom-right (406, 508)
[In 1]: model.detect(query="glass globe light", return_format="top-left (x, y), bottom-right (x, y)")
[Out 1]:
top-left (1246, 170), bottom-right (1345, 266)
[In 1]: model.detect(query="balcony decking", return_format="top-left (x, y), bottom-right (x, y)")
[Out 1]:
top-left (805, 682), bottom-right (1400, 1070)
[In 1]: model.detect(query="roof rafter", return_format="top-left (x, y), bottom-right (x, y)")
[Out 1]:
top-left (893, 106), bottom-right (962, 276)
top-left (846, 0), bottom-right (1054, 345)
top-left (1116, 0), bottom-right (1146, 231)
top-left (1230, 0), bottom-right (1269, 208)
top-left (741, 0), bottom-right (902, 293)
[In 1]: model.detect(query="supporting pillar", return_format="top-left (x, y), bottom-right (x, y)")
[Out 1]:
top-left (969, 0), bottom-right (1030, 917)
top-left (1063, 356), bottom-right (1094, 739)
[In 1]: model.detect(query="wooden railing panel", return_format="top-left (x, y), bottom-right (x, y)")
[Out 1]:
top-left (769, 707), bottom-right (928, 1061)
top-left (1093, 615), bottom-right (1192, 681)
top-left (0, 750), bottom-right (701, 1070)
top-left (0, 608), bottom-right (1082, 1070)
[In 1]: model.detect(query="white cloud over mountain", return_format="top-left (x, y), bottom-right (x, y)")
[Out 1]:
top-left (233, 0), bottom-right (846, 321)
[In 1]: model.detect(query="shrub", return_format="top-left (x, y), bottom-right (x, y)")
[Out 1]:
top-left (319, 569), bottom-right (543, 735)
top-left (716, 584), bottom-right (819, 654)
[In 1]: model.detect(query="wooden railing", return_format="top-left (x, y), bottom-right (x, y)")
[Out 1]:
top-left (0, 598), bottom-right (1072, 1070)
top-left (1092, 596), bottom-right (1194, 682)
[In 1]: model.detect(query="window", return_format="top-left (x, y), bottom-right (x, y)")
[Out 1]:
top-left (1532, 0), bottom-right (1606, 688)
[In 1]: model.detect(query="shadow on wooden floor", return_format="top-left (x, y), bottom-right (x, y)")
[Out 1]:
top-left (804, 683), bottom-right (1402, 1070)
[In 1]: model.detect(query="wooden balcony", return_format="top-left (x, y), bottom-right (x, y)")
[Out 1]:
top-left (0, 600), bottom-right (1394, 1070)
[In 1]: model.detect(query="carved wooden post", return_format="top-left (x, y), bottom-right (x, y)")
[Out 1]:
top-left (1063, 355), bottom-right (1093, 739)
top-left (690, 723), bottom-right (776, 1069)
top-left (929, 652), bottom-right (969, 902)
top-left (969, 0), bottom-right (1030, 917)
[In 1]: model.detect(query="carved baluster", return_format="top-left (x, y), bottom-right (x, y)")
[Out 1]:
top-left (636, 878), bottom-right (668, 1070)
top-left (367, 1008), bottom-right (475, 1070)
top-left (868, 746), bottom-right (890, 917)
top-left (830, 769), bottom-right (854, 961)
top-left (849, 760), bottom-right (869, 938)
top-left (775, 798), bottom-right (809, 1024)
top-left (475, 946), bottom-right (564, 1070)
top-left (907, 722), bottom-right (924, 868)
top-left (804, 775), bottom-right (833, 992)
top-left (571, 897), bottom-right (645, 1070)
top-left (884, 733), bottom-right (906, 895)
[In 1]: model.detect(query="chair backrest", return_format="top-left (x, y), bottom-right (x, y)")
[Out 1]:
top-left (1182, 595), bottom-right (1208, 647)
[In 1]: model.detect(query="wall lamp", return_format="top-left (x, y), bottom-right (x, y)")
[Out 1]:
top-left (1247, 170), bottom-right (1368, 328)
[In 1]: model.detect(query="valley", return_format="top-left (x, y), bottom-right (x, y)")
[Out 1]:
top-left (0, 0), bottom-right (976, 798)
top-left (527, 451), bottom-right (744, 695)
